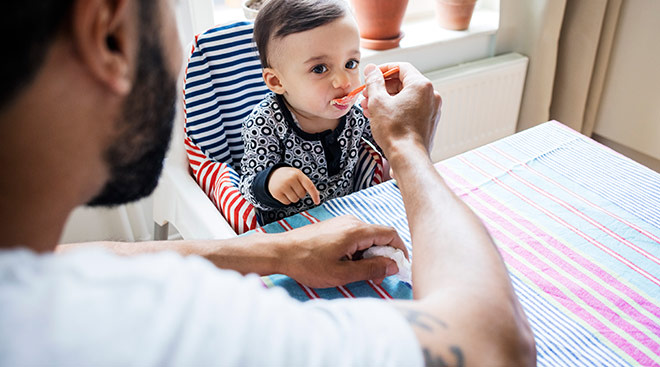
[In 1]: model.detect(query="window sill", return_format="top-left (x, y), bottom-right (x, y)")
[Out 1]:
top-left (361, 9), bottom-right (499, 73)
top-left (211, 6), bottom-right (499, 74)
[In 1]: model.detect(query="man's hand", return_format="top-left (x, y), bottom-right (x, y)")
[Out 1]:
top-left (361, 63), bottom-right (442, 156)
top-left (268, 166), bottom-right (321, 205)
top-left (275, 216), bottom-right (408, 288)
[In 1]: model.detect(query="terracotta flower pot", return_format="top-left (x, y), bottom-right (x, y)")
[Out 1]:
top-left (349, 0), bottom-right (409, 50)
top-left (434, 0), bottom-right (477, 30)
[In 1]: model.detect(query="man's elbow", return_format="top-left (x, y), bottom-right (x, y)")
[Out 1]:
top-left (472, 302), bottom-right (537, 366)
top-left (495, 313), bottom-right (537, 367)
top-left (509, 321), bottom-right (537, 366)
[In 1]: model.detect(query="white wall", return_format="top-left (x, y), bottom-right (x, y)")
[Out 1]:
top-left (593, 0), bottom-right (660, 160)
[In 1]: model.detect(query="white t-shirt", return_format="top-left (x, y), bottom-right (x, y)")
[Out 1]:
top-left (0, 247), bottom-right (422, 366)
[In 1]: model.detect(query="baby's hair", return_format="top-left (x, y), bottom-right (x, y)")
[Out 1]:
top-left (254, 0), bottom-right (349, 68)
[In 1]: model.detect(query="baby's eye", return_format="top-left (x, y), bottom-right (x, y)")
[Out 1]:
top-left (345, 60), bottom-right (359, 70)
top-left (311, 64), bottom-right (328, 74)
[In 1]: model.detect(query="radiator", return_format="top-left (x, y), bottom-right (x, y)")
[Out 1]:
top-left (425, 53), bottom-right (528, 162)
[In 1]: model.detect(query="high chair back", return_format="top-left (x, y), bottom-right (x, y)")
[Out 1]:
top-left (185, 21), bottom-right (269, 169)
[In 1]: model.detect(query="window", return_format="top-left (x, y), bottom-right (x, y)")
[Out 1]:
top-left (212, 0), bottom-right (499, 25)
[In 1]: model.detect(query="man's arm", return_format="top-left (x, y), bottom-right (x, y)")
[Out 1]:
top-left (362, 63), bottom-right (536, 366)
top-left (56, 216), bottom-right (406, 289)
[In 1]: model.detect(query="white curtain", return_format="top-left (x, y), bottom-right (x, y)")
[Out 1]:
top-left (550, 0), bottom-right (622, 135)
top-left (496, 0), bottom-right (622, 135)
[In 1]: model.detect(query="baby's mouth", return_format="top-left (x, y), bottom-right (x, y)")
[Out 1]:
top-left (331, 94), bottom-right (356, 107)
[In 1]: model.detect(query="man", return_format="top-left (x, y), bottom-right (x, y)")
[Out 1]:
top-left (0, 0), bottom-right (536, 365)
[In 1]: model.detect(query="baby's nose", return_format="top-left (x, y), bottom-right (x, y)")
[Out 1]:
top-left (332, 72), bottom-right (351, 89)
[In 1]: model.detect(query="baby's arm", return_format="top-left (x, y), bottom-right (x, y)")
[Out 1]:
top-left (239, 112), bottom-right (289, 210)
top-left (239, 112), bottom-right (320, 208)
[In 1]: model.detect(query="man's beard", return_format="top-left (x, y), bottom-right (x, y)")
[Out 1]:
top-left (87, 20), bottom-right (177, 207)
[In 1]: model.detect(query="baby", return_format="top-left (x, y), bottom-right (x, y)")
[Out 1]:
top-left (239, 0), bottom-right (384, 224)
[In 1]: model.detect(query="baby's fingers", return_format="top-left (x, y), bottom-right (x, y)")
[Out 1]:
top-left (291, 180), bottom-right (308, 200)
top-left (282, 187), bottom-right (301, 204)
top-left (298, 173), bottom-right (320, 205)
top-left (273, 191), bottom-right (292, 205)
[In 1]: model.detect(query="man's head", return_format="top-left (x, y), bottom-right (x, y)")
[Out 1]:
top-left (86, 1), bottom-right (179, 206)
top-left (254, 0), bottom-right (362, 123)
top-left (0, 0), bottom-right (181, 208)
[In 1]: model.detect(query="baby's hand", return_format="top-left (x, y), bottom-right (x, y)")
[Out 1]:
top-left (268, 167), bottom-right (321, 206)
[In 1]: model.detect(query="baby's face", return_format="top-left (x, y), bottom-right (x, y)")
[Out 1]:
top-left (267, 14), bottom-right (361, 123)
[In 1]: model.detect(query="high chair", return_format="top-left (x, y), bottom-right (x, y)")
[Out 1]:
top-left (154, 21), bottom-right (384, 239)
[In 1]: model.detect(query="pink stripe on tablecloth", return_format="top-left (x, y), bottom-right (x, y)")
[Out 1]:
top-left (437, 163), bottom-right (660, 325)
top-left (490, 144), bottom-right (660, 245)
top-left (457, 156), bottom-right (660, 288)
top-left (436, 164), bottom-right (658, 362)
top-left (459, 186), bottom-right (660, 347)
top-left (474, 149), bottom-right (660, 267)
top-left (497, 238), bottom-right (655, 364)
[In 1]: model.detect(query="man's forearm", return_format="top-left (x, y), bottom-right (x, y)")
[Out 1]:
top-left (56, 233), bottom-right (284, 276)
top-left (389, 141), bottom-right (535, 366)
top-left (388, 142), bottom-right (510, 298)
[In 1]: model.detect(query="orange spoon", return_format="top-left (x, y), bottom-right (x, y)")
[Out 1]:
top-left (331, 66), bottom-right (400, 106)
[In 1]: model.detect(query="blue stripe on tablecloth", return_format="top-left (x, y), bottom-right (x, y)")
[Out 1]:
top-left (511, 274), bottom-right (632, 367)
top-left (503, 121), bottom-right (660, 228)
top-left (453, 150), bottom-right (660, 294)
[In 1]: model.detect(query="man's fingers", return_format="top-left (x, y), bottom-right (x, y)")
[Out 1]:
top-left (360, 98), bottom-right (371, 118)
top-left (355, 223), bottom-right (409, 260)
top-left (337, 257), bottom-right (399, 284)
top-left (363, 63), bottom-right (388, 100)
top-left (298, 173), bottom-right (320, 205)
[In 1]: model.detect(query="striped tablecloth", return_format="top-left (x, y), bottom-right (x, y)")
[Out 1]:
top-left (254, 121), bottom-right (660, 366)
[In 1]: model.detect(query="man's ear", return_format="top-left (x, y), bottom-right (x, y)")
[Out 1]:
top-left (70, 0), bottom-right (134, 96)
top-left (263, 68), bottom-right (286, 94)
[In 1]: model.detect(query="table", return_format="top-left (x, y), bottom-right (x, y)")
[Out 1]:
top-left (254, 121), bottom-right (660, 366)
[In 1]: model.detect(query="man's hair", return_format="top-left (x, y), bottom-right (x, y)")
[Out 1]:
top-left (254, 0), bottom-right (348, 68)
top-left (0, 2), bottom-right (76, 111)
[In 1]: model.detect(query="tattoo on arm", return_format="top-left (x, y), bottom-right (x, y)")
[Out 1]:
top-left (396, 307), bottom-right (447, 332)
top-left (423, 347), bottom-right (464, 367)
top-left (396, 307), bottom-right (464, 367)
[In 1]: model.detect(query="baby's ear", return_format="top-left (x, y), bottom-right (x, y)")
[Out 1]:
top-left (263, 68), bottom-right (285, 94)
